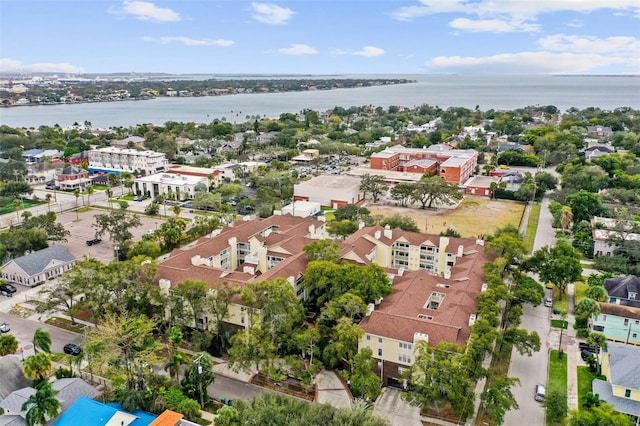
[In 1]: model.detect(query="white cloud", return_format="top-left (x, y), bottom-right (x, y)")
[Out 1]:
top-left (428, 51), bottom-right (631, 73)
top-left (352, 46), bottom-right (385, 57)
top-left (251, 2), bottom-right (294, 25)
top-left (277, 44), bottom-right (317, 55)
top-left (449, 18), bottom-right (540, 33)
top-left (142, 36), bottom-right (234, 46)
top-left (566, 19), bottom-right (583, 28)
top-left (539, 34), bottom-right (640, 54)
top-left (0, 58), bottom-right (84, 73)
top-left (119, 1), bottom-right (181, 23)
top-left (392, 0), bottom-right (639, 21)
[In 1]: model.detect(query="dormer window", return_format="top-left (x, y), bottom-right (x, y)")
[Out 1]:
top-left (629, 292), bottom-right (637, 300)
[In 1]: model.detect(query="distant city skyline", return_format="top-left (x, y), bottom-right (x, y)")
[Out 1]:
top-left (1, 1), bottom-right (639, 75)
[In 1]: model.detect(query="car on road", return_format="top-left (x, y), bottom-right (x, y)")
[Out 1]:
top-left (86, 238), bottom-right (102, 246)
top-left (0, 283), bottom-right (17, 295)
top-left (0, 322), bottom-right (10, 333)
top-left (544, 297), bottom-right (553, 307)
top-left (581, 349), bottom-right (596, 360)
top-left (534, 384), bottom-right (546, 402)
top-left (63, 343), bottom-right (82, 356)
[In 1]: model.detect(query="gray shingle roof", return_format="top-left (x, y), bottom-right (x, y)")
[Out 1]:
top-left (593, 379), bottom-right (640, 416)
top-left (605, 275), bottom-right (640, 300)
top-left (0, 357), bottom-right (30, 399)
top-left (7, 246), bottom-right (75, 277)
top-left (607, 342), bottom-right (640, 390)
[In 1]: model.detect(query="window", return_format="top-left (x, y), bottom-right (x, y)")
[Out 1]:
top-left (593, 325), bottom-right (605, 332)
top-left (366, 335), bottom-right (371, 341)
top-left (625, 389), bottom-right (631, 398)
top-left (378, 337), bottom-right (383, 343)
top-left (378, 348), bottom-right (382, 357)
top-left (624, 319), bottom-right (629, 326)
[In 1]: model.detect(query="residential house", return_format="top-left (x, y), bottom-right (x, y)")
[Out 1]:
top-left (56, 165), bottom-right (91, 190)
top-left (587, 125), bottom-right (614, 139)
top-left (590, 276), bottom-right (640, 345)
top-left (2, 246), bottom-right (76, 287)
top-left (592, 342), bottom-right (640, 424)
top-left (592, 217), bottom-right (640, 257)
top-left (0, 357), bottom-right (30, 399)
top-left (584, 144), bottom-right (614, 162)
top-left (110, 135), bottom-right (145, 149)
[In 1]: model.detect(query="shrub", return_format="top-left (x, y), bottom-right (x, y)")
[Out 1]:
top-left (55, 367), bottom-right (74, 379)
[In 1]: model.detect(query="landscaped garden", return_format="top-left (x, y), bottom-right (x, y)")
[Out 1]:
top-left (546, 350), bottom-right (568, 425)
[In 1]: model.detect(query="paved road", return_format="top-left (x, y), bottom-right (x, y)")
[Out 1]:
top-left (0, 312), bottom-right (84, 358)
top-left (373, 388), bottom-right (421, 426)
top-left (504, 194), bottom-right (557, 426)
top-left (208, 375), bottom-right (269, 405)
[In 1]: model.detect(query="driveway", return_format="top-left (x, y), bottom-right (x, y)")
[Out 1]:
top-left (373, 388), bottom-right (421, 426)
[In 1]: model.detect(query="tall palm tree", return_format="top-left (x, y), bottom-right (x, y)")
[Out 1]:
top-left (33, 328), bottom-right (51, 354)
top-left (86, 185), bottom-right (94, 207)
top-left (21, 381), bottom-right (61, 426)
top-left (164, 352), bottom-right (188, 383)
top-left (73, 189), bottom-right (80, 220)
top-left (105, 187), bottom-right (113, 209)
top-left (45, 193), bottom-right (52, 212)
top-left (171, 205), bottom-right (182, 218)
top-left (12, 198), bottom-right (23, 224)
top-left (23, 353), bottom-right (54, 382)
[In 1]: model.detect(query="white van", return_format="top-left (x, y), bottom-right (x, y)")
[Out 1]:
top-left (535, 384), bottom-right (546, 402)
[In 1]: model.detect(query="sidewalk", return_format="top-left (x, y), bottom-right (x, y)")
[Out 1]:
top-left (566, 283), bottom-right (578, 412)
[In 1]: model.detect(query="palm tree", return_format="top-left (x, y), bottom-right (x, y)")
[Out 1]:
top-left (73, 189), bottom-right (80, 220)
top-left (105, 187), bottom-right (113, 209)
top-left (23, 352), bottom-right (54, 382)
top-left (12, 198), bottom-right (23, 224)
top-left (86, 185), bottom-right (94, 207)
top-left (45, 194), bottom-right (52, 212)
top-left (21, 381), bottom-right (61, 426)
top-left (155, 194), bottom-right (167, 217)
top-left (560, 206), bottom-right (573, 234)
top-left (164, 352), bottom-right (188, 383)
top-left (33, 328), bottom-right (51, 354)
top-left (171, 205), bottom-right (182, 218)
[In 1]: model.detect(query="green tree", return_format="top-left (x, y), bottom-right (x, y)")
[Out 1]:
top-left (359, 174), bottom-right (388, 203)
top-left (410, 175), bottom-right (463, 209)
top-left (566, 190), bottom-right (607, 225)
top-left (12, 198), bottom-right (23, 224)
top-left (1, 181), bottom-right (33, 198)
top-left (206, 281), bottom-right (239, 352)
top-left (32, 328), bottom-right (51, 354)
top-left (568, 402), bottom-right (633, 426)
top-left (502, 328), bottom-right (541, 356)
top-left (181, 352), bottom-right (215, 408)
top-left (86, 185), bottom-right (94, 207)
top-left (389, 182), bottom-right (415, 207)
top-left (321, 292), bottom-right (368, 324)
top-left (172, 279), bottom-right (208, 329)
top-left (480, 376), bottom-right (520, 425)
top-left (0, 333), bottom-right (18, 356)
top-left (527, 241), bottom-right (582, 296)
top-left (585, 285), bottom-right (609, 302)
top-left (327, 219), bottom-right (358, 240)
top-left (93, 204), bottom-right (142, 260)
top-left (379, 214), bottom-right (419, 232)
top-left (333, 204), bottom-right (370, 222)
top-left (303, 239), bottom-right (341, 262)
top-left (586, 332), bottom-right (607, 373)
top-left (21, 381), bottom-right (61, 426)
top-left (575, 297), bottom-right (601, 319)
top-left (73, 188), bottom-right (80, 220)
top-left (343, 348), bottom-right (382, 401)
top-left (23, 353), bottom-right (54, 382)
top-left (546, 388), bottom-right (568, 423)
top-left (322, 317), bottom-right (364, 372)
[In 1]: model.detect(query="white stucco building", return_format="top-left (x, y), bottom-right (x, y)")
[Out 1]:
top-left (293, 175), bottom-right (365, 208)
top-left (88, 147), bottom-right (169, 176)
top-left (134, 173), bottom-right (208, 200)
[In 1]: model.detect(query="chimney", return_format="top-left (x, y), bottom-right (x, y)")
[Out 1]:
top-left (374, 230), bottom-right (381, 240)
top-left (383, 224), bottom-right (392, 239)
top-left (458, 244), bottom-right (464, 257)
top-left (366, 303), bottom-right (375, 316)
top-left (444, 269), bottom-right (451, 279)
top-left (308, 224), bottom-right (315, 235)
top-left (358, 221), bottom-right (365, 230)
top-left (468, 314), bottom-right (477, 326)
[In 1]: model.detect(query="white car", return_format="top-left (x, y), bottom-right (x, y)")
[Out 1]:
top-left (0, 322), bottom-right (10, 333)
top-left (544, 297), bottom-right (553, 308)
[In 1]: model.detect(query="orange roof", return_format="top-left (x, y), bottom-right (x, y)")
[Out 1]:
top-left (149, 410), bottom-right (183, 426)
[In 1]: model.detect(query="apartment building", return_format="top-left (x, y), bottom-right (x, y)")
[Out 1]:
top-left (88, 147), bottom-right (168, 176)
top-left (134, 173), bottom-right (207, 200)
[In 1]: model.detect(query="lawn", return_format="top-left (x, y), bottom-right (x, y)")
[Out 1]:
top-left (547, 350), bottom-right (568, 425)
top-left (551, 319), bottom-right (568, 329)
top-left (368, 198), bottom-right (525, 238)
top-left (574, 281), bottom-right (588, 305)
top-left (577, 366), bottom-right (596, 409)
top-left (45, 316), bottom-right (90, 334)
top-left (524, 202), bottom-right (541, 254)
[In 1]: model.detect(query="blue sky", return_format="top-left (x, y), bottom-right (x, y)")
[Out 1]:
top-left (1, 0), bottom-right (639, 75)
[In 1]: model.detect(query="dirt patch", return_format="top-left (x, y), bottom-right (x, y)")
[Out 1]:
top-left (368, 198), bottom-right (525, 238)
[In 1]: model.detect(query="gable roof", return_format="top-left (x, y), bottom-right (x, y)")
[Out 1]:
top-left (0, 357), bottom-right (30, 398)
top-left (607, 342), bottom-right (640, 390)
top-left (5, 246), bottom-right (75, 277)
top-left (605, 275), bottom-right (640, 300)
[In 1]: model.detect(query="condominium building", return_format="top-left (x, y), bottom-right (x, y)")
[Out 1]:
top-left (134, 173), bottom-right (208, 200)
top-left (88, 147), bottom-right (168, 176)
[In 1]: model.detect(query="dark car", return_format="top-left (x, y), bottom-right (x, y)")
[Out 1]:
top-left (0, 322), bottom-right (10, 333)
top-left (579, 342), bottom-right (597, 352)
top-left (63, 343), bottom-right (82, 356)
top-left (581, 349), bottom-right (596, 360)
top-left (86, 238), bottom-right (102, 246)
top-left (0, 283), bottom-right (17, 295)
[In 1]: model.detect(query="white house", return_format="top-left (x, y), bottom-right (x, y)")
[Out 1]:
top-left (2, 246), bottom-right (76, 287)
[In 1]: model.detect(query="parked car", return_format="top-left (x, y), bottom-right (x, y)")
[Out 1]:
top-left (581, 349), bottom-right (596, 360)
top-left (544, 297), bottom-right (553, 308)
top-left (0, 322), bottom-right (10, 333)
top-left (86, 238), bottom-right (102, 246)
top-left (63, 343), bottom-right (82, 356)
top-left (134, 195), bottom-right (144, 201)
top-left (579, 342), bottom-right (597, 352)
top-left (534, 384), bottom-right (546, 402)
top-left (0, 283), bottom-right (17, 295)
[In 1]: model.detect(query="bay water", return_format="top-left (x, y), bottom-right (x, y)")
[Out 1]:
top-left (1, 74), bottom-right (638, 129)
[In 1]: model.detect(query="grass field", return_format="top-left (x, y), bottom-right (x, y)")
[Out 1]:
top-left (577, 366), bottom-right (596, 409)
top-left (368, 198), bottom-right (526, 238)
top-left (524, 202), bottom-right (541, 253)
top-left (547, 350), bottom-right (568, 425)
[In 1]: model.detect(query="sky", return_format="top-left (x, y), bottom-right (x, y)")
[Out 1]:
top-left (1, 0), bottom-right (639, 75)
